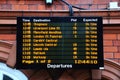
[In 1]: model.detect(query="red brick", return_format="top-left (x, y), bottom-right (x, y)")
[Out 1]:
top-left (1, 4), bottom-right (11, 10)
top-left (28, 5), bottom-right (38, 10)
top-left (7, 0), bottom-right (24, 4)
top-left (103, 40), bottom-right (113, 46)
top-left (46, 5), bottom-right (55, 10)
top-left (12, 5), bottom-right (28, 10)
top-left (78, 0), bottom-right (92, 4)
top-left (112, 59), bottom-right (119, 63)
top-left (111, 0), bottom-right (120, 2)
top-left (64, 5), bottom-right (69, 10)
top-left (20, 5), bottom-right (28, 10)
top-left (117, 34), bottom-right (120, 40)
top-left (90, 5), bottom-right (97, 10)
top-left (29, 70), bottom-right (51, 80)
top-left (0, 5), bottom-right (2, 9)
top-left (93, 0), bottom-right (110, 4)
top-left (59, 71), bottom-right (74, 80)
top-left (118, 47), bottom-right (120, 52)
top-left (65, 0), bottom-right (84, 4)
top-left (104, 34), bottom-right (117, 40)
top-left (25, 1), bottom-right (44, 5)
top-left (62, 0), bottom-right (93, 5)
top-left (80, 5), bottom-right (89, 9)
top-left (55, 4), bottom-right (64, 10)
top-left (108, 59), bottom-right (119, 63)
top-left (119, 60), bottom-right (120, 63)
top-left (114, 53), bottom-right (120, 58)
top-left (0, 52), bottom-right (8, 60)
top-left (98, 5), bottom-right (107, 9)
top-left (20, 0), bottom-right (25, 4)
top-left (0, 34), bottom-right (16, 40)
top-left (21, 70), bottom-right (37, 78)
top-left (38, 5), bottom-right (46, 10)
top-left (54, 0), bottom-right (63, 5)
top-left (104, 53), bottom-right (113, 58)
top-left (104, 46), bottom-right (118, 52)
top-left (113, 40), bottom-right (120, 46)
top-left (0, 0), bottom-right (6, 4)
top-left (12, 5), bottom-right (19, 10)
top-left (73, 5), bottom-right (81, 11)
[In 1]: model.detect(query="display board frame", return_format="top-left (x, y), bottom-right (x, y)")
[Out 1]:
top-left (16, 17), bottom-right (104, 69)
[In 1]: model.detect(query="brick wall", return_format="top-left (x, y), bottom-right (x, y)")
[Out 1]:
top-left (0, 0), bottom-right (120, 10)
top-left (104, 34), bottom-right (120, 63)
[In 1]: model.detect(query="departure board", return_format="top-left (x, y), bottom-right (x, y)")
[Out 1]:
top-left (16, 17), bottom-right (104, 69)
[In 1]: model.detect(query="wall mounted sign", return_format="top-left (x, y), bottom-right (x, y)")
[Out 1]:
top-left (16, 17), bottom-right (104, 69)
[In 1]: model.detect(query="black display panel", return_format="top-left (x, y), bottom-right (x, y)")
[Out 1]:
top-left (16, 17), bottom-right (104, 69)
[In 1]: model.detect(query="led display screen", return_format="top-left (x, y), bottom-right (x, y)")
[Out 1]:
top-left (16, 17), bottom-right (104, 69)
